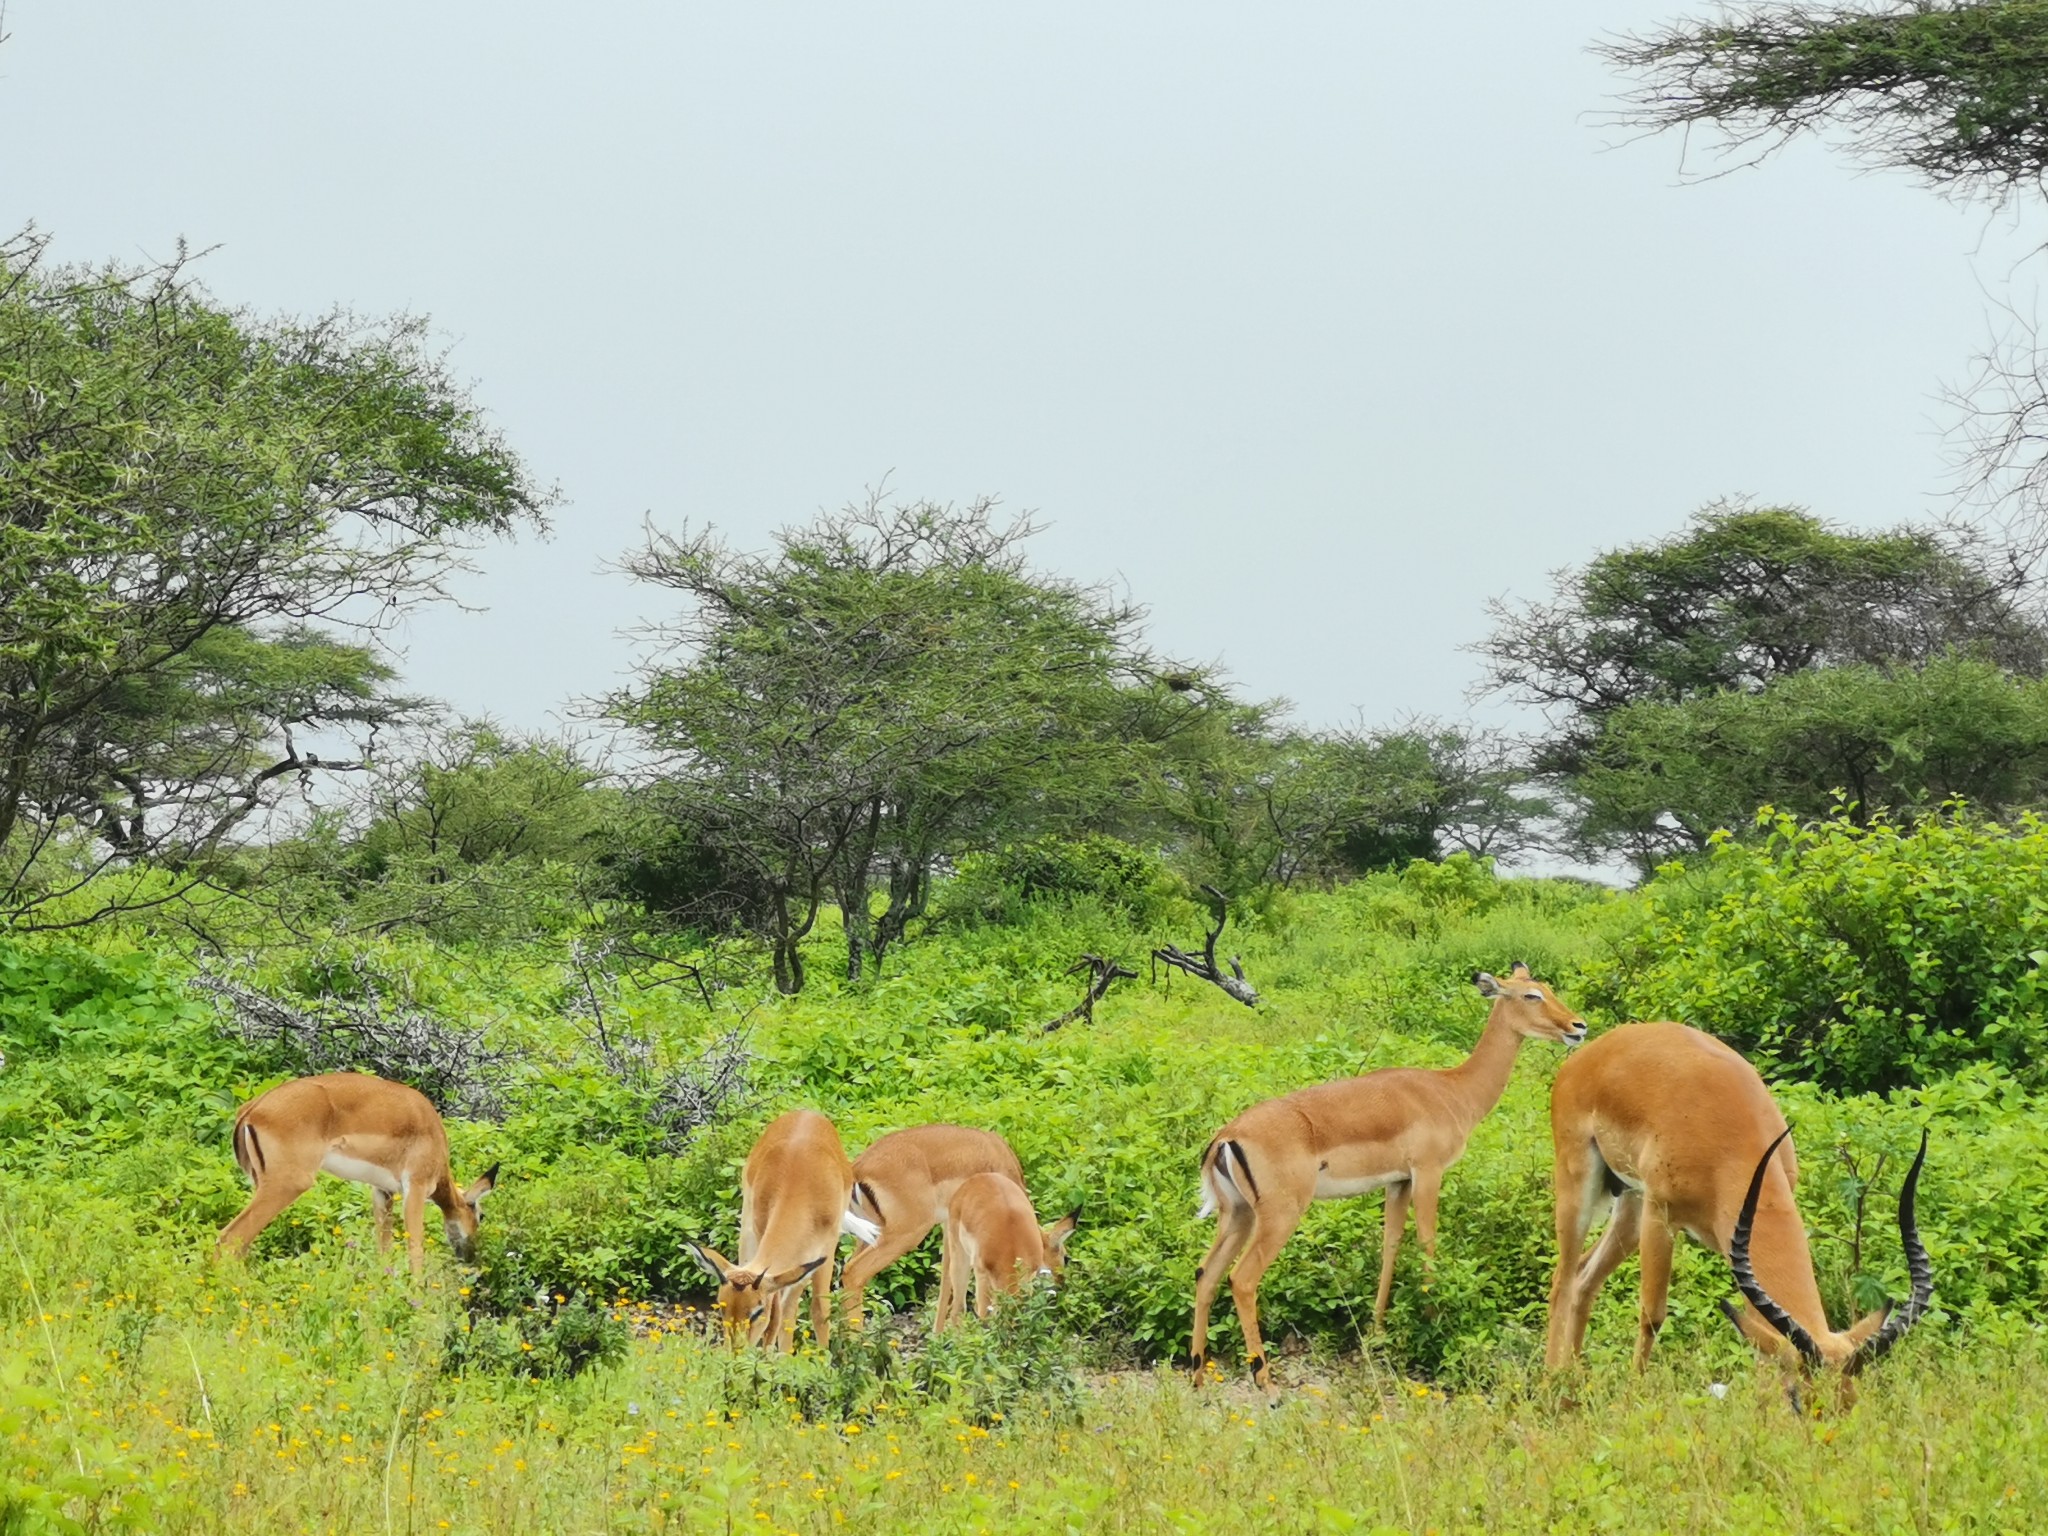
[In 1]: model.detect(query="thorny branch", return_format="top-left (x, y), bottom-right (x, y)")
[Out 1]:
top-left (1042, 953), bottom-right (1139, 1033)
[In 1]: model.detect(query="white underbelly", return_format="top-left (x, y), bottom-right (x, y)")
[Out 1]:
top-left (322, 1151), bottom-right (403, 1194)
top-left (1314, 1169), bottom-right (1404, 1200)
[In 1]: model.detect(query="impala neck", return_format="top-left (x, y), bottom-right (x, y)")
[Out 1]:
top-left (1439, 1005), bottom-right (1527, 1134)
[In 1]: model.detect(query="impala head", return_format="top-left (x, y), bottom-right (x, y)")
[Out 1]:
top-left (442, 1163), bottom-right (499, 1262)
top-left (1472, 962), bottom-right (1587, 1047)
top-left (1726, 1128), bottom-right (1933, 1379)
top-left (687, 1243), bottom-right (827, 1348)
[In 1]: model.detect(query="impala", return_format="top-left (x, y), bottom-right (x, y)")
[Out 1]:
top-left (840, 1124), bottom-right (1027, 1329)
top-left (689, 1109), bottom-right (880, 1351)
top-left (1191, 963), bottom-right (1586, 1394)
top-left (938, 1172), bottom-right (1077, 1328)
top-left (1546, 1020), bottom-right (1931, 1376)
top-left (217, 1072), bottom-right (499, 1279)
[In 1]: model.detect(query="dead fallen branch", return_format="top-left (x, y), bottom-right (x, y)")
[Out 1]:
top-left (1043, 953), bottom-right (1139, 1032)
top-left (1151, 884), bottom-right (1260, 1007)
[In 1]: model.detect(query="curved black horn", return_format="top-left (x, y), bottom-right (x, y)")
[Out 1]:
top-left (1728, 1127), bottom-right (1824, 1368)
top-left (1845, 1129), bottom-right (1933, 1376)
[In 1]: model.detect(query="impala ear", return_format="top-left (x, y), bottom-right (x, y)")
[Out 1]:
top-left (1472, 971), bottom-right (1501, 997)
top-left (762, 1256), bottom-right (828, 1292)
top-left (466, 1164), bottom-right (500, 1207)
top-left (688, 1242), bottom-right (734, 1282)
top-left (1044, 1210), bottom-right (1079, 1256)
top-left (1509, 960), bottom-right (1532, 979)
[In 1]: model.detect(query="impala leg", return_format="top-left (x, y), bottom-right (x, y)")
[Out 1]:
top-left (1409, 1167), bottom-right (1443, 1299)
top-left (1373, 1179), bottom-right (1413, 1327)
top-left (1546, 1142), bottom-right (1605, 1370)
top-left (1189, 1202), bottom-right (1255, 1374)
top-left (401, 1178), bottom-right (429, 1280)
top-left (935, 1232), bottom-right (956, 1331)
top-left (809, 1259), bottom-right (832, 1351)
top-left (371, 1189), bottom-right (395, 1254)
top-left (216, 1172), bottom-right (317, 1259)
top-left (777, 1286), bottom-right (801, 1353)
top-left (1227, 1192), bottom-right (1309, 1397)
top-left (1562, 1189), bottom-right (1640, 1362)
top-left (935, 1230), bottom-right (969, 1334)
top-left (1632, 1204), bottom-right (1675, 1370)
top-left (839, 1221), bottom-right (932, 1332)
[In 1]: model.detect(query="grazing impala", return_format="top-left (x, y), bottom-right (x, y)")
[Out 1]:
top-left (1546, 1020), bottom-right (1931, 1376)
top-left (217, 1073), bottom-right (499, 1279)
top-left (689, 1110), bottom-right (881, 1351)
top-left (1191, 963), bottom-right (1586, 1394)
top-left (840, 1124), bottom-right (1027, 1329)
top-left (937, 1173), bottom-right (1077, 1329)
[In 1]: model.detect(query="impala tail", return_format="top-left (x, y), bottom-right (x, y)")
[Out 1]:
top-left (839, 1204), bottom-right (880, 1253)
top-left (233, 1119), bottom-right (266, 1183)
top-left (1197, 1137), bottom-right (1259, 1218)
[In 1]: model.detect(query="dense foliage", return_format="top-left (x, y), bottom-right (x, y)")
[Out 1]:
top-left (0, 235), bottom-right (547, 925)
top-left (1595, 806), bottom-right (2048, 1093)
top-left (1480, 504), bottom-right (2047, 864)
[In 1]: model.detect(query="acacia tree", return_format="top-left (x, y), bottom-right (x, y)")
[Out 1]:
top-left (1577, 654), bottom-right (2048, 862)
top-left (1598, 2), bottom-right (2048, 562)
top-left (1599, 0), bottom-right (2048, 198)
top-left (1139, 708), bottom-right (1550, 888)
top-left (605, 495), bottom-right (1154, 991)
top-left (1477, 503), bottom-right (2043, 858)
top-left (0, 234), bottom-right (547, 924)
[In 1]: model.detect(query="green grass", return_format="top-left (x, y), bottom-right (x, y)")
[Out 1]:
top-left (1, 1226), bottom-right (2040, 1535)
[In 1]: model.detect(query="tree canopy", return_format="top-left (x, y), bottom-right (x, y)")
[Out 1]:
top-left (1479, 503), bottom-right (2045, 860)
top-left (604, 495), bottom-right (1172, 991)
top-left (1599, 0), bottom-right (2048, 199)
top-left (0, 235), bottom-right (548, 924)
top-left (1577, 653), bottom-right (2048, 855)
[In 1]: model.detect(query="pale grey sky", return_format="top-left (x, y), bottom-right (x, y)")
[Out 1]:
top-left (6, 2), bottom-right (2041, 733)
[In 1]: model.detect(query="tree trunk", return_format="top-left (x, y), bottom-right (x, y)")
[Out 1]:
top-left (867, 857), bottom-right (930, 975)
top-left (772, 936), bottom-right (806, 995)
top-left (841, 889), bottom-right (872, 984)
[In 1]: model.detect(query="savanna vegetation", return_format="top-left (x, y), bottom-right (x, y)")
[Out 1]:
top-left (8, 103), bottom-right (2048, 1530)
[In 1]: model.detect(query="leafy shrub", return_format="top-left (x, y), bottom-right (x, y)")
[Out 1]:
top-left (709, 1324), bottom-right (897, 1422)
top-left (443, 1293), bottom-right (628, 1380)
top-left (1590, 807), bottom-right (2048, 1091)
top-left (910, 1282), bottom-right (1084, 1425)
top-left (938, 836), bottom-right (1183, 927)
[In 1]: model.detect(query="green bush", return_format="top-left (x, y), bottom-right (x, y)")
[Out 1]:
top-left (444, 1293), bottom-right (629, 1380)
top-left (938, 835), bottom-right (1184, 927)
top-left (1590, 807), bottom-right (2048, 1092)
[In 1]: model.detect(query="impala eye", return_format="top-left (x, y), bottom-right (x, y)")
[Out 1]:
top-left (1524, 991), bottom-right (1544, 1001)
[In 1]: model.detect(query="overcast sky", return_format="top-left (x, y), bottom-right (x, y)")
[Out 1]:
top-left (6, 2), bottom-right (2043, 736)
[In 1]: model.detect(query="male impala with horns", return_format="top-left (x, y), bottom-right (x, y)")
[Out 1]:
top-left (1546, 1019), bottom-right (1932, 1382)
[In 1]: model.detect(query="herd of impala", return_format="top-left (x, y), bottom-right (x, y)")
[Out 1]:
top-left (216, 962), bottom-right (1932, 1398)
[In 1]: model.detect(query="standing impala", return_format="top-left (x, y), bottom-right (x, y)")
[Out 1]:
top-left (217, 1072), bottom-right (499, 1279)
top-left (1190, 963), bottom-right (1586, 1394)
top-left (1546, 1020), bottom-right (1931, 1375)
top-left (840, 1124), bottom-right (1027, 1329)
top-left (938, 1172), bottom-right (1077, 1328)
top-left (689, 1110), bottom-right (880, 1351)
